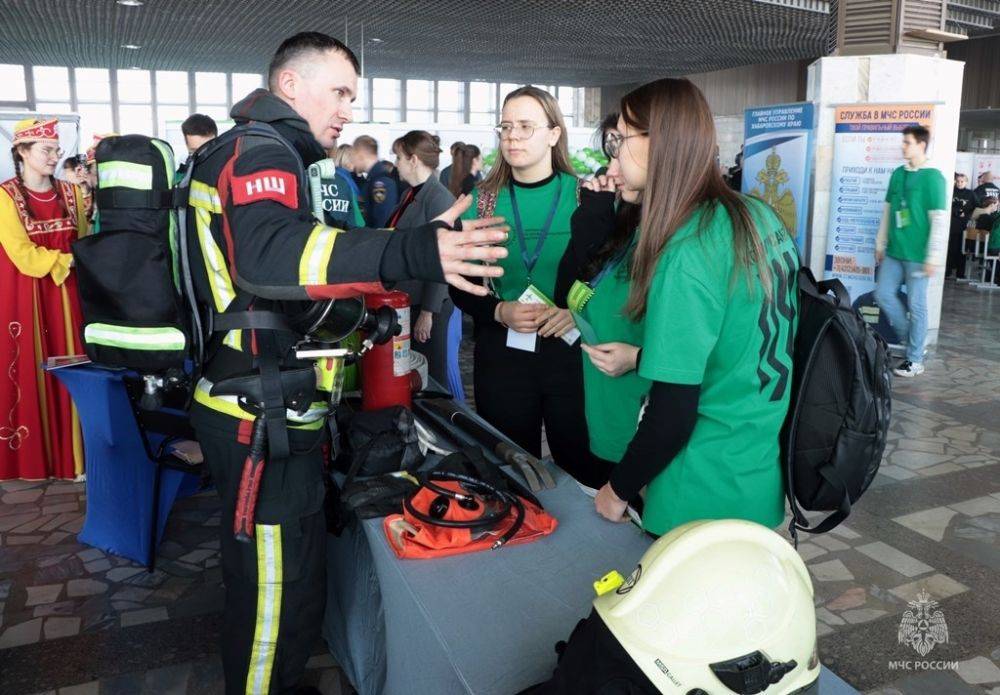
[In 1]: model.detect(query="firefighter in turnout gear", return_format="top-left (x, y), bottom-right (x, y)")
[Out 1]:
top-left (184, 33), bottom-right (508, 694)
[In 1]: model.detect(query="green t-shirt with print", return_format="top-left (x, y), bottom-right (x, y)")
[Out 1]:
top-left (462, 173), bottom-right (579, 302)
top-left (578, 239), bottom-right (650, 461)
top-left (638, 197), bottom-right (799, 536)
top-left (990, 216), bottom-right (1000, 250)
top-left (884, 165), bottom-right (947, 262)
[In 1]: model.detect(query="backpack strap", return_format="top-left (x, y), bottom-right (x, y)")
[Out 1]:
top-left (174, 121), bottom-right (309, 462)
top-left (798, 267), bottom-right (851, 310)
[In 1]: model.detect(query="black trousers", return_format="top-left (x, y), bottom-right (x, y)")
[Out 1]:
top-left (472, 323), bottom-right (601, 487)
top-left (192, 404), bottom-right (327, 695)
top-left (947, 218), bottom-right (968, 278)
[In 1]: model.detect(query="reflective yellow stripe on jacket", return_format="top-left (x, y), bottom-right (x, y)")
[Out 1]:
top-left (193, 378), bottom-right (327, 430)
top-left (299, 224), bottom-right (340, 286)
top-left (191, 181), bottom-right (240, 350)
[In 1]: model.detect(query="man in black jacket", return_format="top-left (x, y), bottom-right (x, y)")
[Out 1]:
top-left (186, 32), bottom-right (507, 695)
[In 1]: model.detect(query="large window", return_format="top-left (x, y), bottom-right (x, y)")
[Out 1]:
top-left (371, 78), bottom-right (401, 122)
top-left (353, 78), bottom-right (369, 122)
top-left (117, 70), bottom-right (154, 138)
top-left (406, 80), bottom-right (434, 122)
top-left (0, 64), bottom-right (27, 103)
top-left (14, 66), bottom-right (582, 136)
top-left (195, 71), bottom-right (228, 122)
top-left (437, 81), bottom-right (464, 124)
top-left (75, 68), bottom-right (117, 143)
top-left (469, 82), bottom-right (497, 125)
top-left (156, 70), bottom-right (190, 140)
top-left (33, 66), bottom-right (71, 114)
top-left (558, 86), bottom-right (583, 127)
top-left (232, 73), bottom-right (263, 100)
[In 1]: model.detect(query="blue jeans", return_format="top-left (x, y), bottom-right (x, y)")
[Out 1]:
top-left (875, 255), bottom-right (928, 363)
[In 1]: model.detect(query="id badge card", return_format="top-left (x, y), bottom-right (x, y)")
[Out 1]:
top-left (506, 326), bottom-right (540, 353)
top-left (896, 206), bottom-right (911, 229)
top-left (518, 284), bottom-right (581, 346)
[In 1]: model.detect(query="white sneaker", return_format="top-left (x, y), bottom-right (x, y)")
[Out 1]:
top-left (893, 361), bottom-right (925, 377)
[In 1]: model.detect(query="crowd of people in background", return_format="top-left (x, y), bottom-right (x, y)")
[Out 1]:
top-left (950, 169), bottom-right (1000, 284)
top-left (4, 69), bottom-right (976, 514)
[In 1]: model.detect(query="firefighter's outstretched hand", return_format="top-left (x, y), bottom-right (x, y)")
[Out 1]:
top-left (433, 194), bottom-right (508, 296)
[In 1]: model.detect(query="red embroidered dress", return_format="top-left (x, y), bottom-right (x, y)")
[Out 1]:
top-left (0, 178), bottom-right (88, 479)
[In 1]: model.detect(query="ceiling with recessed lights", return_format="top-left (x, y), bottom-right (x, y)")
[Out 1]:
top-left (0, 0), bottom-right (836, 85)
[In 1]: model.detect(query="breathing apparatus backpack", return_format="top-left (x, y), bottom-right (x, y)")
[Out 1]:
top-left (72, 125), bottom-right (392, 414)
top-left (73, 135), bottom-right (190, 381)
top-left (72, 127), bottom-right (294, 407)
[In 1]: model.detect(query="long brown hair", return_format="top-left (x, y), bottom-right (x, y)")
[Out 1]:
top-left (393, 130), bottom-right (442, 170)
top-left (621, 78), bottom-right (771, 320)
top-left (479, 86), bottom-right (575, 194)
top-left (584, 111), bottom-right (640, 281)
top-left (447, 143), bottom-right (478, 197)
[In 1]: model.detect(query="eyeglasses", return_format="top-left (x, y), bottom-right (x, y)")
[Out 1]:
top-left (36, 146), bottom-right (64, 159)
top-left (605, 132), bottom-right (645, 160)
top-left (494, 123), bottom-right (553, 140)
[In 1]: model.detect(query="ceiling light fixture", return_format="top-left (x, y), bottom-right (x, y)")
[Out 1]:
top-left (121, 44), bottom-right (141, 50)
top-left (116, 0), bottom-right (144, 7)
top-left (370, 37), bottom-right (383, 43)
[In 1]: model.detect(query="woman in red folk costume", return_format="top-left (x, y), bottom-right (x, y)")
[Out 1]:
top-left (0, 118), bottom-right (89, 479)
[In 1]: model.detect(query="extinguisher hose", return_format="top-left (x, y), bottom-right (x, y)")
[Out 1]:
top-left (403, 471), bottom-right (526, 549)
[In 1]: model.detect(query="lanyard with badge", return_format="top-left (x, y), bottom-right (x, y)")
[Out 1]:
top-left (896, 170), bottom-right (914, 229)
top-left (566, 236), bottom-right (635, 314)
top-left (566, 236), bottom-right (635, 345)
top-left (508, 178), bottom-right (562, 288)
top-left (504, 178), bottom-right (576, 352)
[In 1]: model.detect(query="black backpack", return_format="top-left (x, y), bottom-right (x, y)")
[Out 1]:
top-left (782, 267), bottom-right (892, 544)
top-left (73, 135), bottom-right (188, 373)
top-left (72, 125), bottom-right (304, 407)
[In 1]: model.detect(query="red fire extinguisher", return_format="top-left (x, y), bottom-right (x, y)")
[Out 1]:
top-left (362, 291), bottom-right (412, 411)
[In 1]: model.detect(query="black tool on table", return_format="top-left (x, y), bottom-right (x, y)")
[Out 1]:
top-left (411, 409), bottom-right (545, 511)
top-left (413, 397), bottom-right (556, 492)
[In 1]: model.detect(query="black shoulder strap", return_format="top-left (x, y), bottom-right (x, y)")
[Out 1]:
top-left (173, 121), bottom-right (305, 397)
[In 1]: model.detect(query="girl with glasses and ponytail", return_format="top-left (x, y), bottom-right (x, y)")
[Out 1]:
top-left (450, 86), bottom-right (599, 487)
top-left (0, 119), bottom-right (90, 480)
top-left (588, 79), bottom-right (799, 536)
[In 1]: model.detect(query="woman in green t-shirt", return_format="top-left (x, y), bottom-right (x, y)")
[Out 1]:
top-left (450, 86), bottom-right (598, 486)
top-left (556, 113), bottom-right (649, 493)
top-left (591, 78), bottom-right (800, 536)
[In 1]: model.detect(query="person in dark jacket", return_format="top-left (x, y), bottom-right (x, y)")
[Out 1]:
top-left (186, 32), bottom-right (509, 695)
top-left (387, 130), bottom-right (457, 389)
top-left (353, 134), bottom-right (399, 227)
top-left (948, 172), bottom-right (975, 278)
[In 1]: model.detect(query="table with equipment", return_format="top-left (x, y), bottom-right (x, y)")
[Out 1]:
top-left (47, 363), bottom-right (202, 565)
top-left (323, 399), bottom-right (860, 695)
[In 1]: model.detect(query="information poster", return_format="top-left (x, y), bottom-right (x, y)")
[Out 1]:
top-left (824, 104), bottom-right (935, 338)
top-left (742, 102), bottom-right (816, 257)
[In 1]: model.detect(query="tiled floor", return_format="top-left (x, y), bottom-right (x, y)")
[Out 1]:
top-left (1, 280), bottom-right (998, 694)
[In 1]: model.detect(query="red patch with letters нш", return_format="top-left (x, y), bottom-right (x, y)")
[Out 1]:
top-left (232, 169), bottom-right (298, 208)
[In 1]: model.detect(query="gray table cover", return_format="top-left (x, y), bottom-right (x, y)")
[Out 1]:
top-left (323, 463), bottom-right (858, 695)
